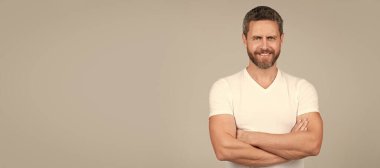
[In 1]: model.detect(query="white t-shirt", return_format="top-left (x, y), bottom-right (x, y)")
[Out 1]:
top-left (209, 68), bottom-right (319, 168)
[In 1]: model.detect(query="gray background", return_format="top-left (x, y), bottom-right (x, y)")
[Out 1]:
top-left (1, 0), bottom-right (379, 167)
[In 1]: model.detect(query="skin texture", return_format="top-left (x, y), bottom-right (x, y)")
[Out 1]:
top-left (237, 112), bottom-right (323, 160)
top-left (209, 114), bottom-right (288, 166)
top-left (244, 20), bottom-right (282, 70)
top-left (209, 20), bottom-right (323, 166)
top-left (243, 20), bottom-right (283, 89)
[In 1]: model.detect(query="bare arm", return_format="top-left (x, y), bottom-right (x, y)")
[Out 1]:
top-left (209, 114), bottom-right (289, 167)
top-left (237, 112), bottom-right (323, 160)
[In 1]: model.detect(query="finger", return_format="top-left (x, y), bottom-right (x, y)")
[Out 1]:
top-left (236, 129), bottom-right (241, 137)
top-left (292, 119), bottom-right (304, 132)
top-left (301, 120), bottom-right (309, 131)
top-left (291, 120), bottom-right (300, 132)
top-left (296, 119), bottom-right (305, 130)
top-left (237, 129), bottom-right (246, 139)
top-left (301, 126), bottom-right (308, 131)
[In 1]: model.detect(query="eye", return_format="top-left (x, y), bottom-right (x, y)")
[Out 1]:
top-left (267, 36), bottom-right (276, 41)
top-left (252, 36), bottom-right (261, 41)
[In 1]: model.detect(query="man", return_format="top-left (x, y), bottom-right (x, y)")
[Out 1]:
top-left (209, 6), bottom-right (323, 168)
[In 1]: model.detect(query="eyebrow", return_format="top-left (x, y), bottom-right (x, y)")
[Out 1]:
top-left (251, 35), bottom-right (278, 39)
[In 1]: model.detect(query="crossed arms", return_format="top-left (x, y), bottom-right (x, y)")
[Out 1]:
top-left (209, 112), bottom-right (323, 167)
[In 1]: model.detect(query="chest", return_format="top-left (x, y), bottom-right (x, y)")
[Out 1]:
top-left (233, 83), bottom-right (298, 133)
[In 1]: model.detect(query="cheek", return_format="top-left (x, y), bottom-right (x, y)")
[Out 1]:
top-left (250, 46), bottom-right (260, 53)
top-left (247, 41), bottom-right (260, 49)
top-left (248, 44), bottom-right (260, 51)
top-left (270, 43), bottom-right (281, 51)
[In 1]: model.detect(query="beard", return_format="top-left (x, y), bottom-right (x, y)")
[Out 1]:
top-left (247, 47), bottom-right (280, 69)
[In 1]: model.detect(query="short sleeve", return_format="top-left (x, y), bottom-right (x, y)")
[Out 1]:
top-left (297, 79), bottom-right (319, 115)
top-left (209, 78), bottom-right (233, 117)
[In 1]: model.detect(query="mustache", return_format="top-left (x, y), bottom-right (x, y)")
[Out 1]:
top-left (254, 48), bottom-right (274, 55)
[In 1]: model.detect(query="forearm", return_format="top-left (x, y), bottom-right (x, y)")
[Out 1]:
top-left (238, 113), bottom-right (323, 160)
top-left (258, 144), bottom-right (310, 160)
top-left (214, 135), bottom-right (288, 166)
top-left (209, 114), bottom-right (292, 166)
top-left (240, 131), bottom-right (320, 159)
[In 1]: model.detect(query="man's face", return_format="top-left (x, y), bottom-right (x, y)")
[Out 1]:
top-left (243, 20), bottom-right (283, 69)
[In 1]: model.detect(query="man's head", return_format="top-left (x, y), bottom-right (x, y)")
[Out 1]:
top-left (242, 6), bottom-right (284, 69)
top-left (243, 6), bottom-right (283, 38)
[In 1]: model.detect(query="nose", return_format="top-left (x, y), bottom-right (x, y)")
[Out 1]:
top-left (261, 38), bottom-right (268, 50)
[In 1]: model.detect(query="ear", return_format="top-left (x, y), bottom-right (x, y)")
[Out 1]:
top-left (242, 34), bottom-right (248, 48)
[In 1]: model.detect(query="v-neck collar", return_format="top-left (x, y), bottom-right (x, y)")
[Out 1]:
top-left (243, 68), bottom-right (281, 93)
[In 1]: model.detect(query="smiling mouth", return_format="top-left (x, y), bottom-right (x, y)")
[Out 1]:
top-left (259, 53), bottom-right (271, 56)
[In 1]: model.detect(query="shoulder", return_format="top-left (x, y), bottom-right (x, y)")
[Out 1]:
top-left (280, 70), bottom-right (302, 84)
top-left (223, 69), bottom-right (245, 84)
top-left (209, 70), bottom-right (244, 117)
top-left (280, 70), bottom-right (316, 90)
top-left (211, 69), bottom-right (245, 89)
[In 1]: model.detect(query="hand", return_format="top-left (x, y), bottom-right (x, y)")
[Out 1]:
top-left (291, 119), bottom-right (308, 133)
top-left (236, 129), bottom-right (250, 144)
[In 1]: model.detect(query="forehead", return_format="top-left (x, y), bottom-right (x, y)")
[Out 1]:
top-left (248, 20), bottom-right (280, 36)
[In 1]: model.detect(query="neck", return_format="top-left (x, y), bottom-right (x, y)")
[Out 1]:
top-left (246, 63), bottom-right (278, 89)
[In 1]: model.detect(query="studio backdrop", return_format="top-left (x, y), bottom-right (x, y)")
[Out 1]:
top-left (0, 0), bottom-right (379, 168)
